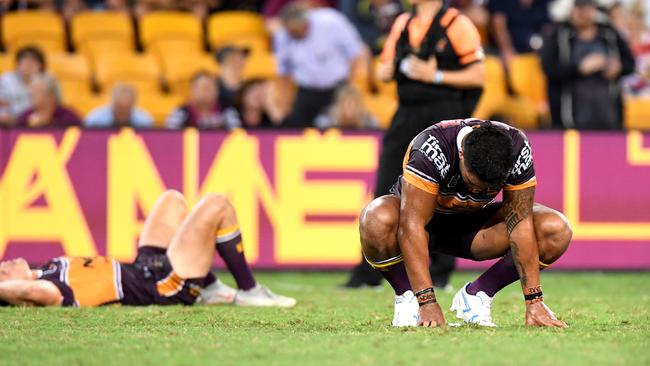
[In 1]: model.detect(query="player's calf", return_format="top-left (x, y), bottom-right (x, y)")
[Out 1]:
top-left (535, 209), bottom-right (572, 266)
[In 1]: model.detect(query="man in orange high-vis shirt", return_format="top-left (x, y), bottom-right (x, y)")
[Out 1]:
top-left (344, 0), bottom-right (485, 290)
top-left (0, 191), bottom-right (295, 308)
top-left (359, 119), bottom-right (572, 328)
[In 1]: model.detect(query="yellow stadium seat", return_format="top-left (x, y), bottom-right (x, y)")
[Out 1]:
top-left (0, 53), bottom-right (14, 73)
top-left (138, 92), bottom-right (184, 127)
top-left (66, 90), bottom-right (109, 118)
top-left (71, 11), bottom-right (134, 54)
top-left (472, 55), bottom-right (508, 120)
top-left (509, 53), bottom-right (548, 115)
top-left (243, 52), bottom-right (277, 80)
top-left (2, 11), bottom-right (66, 53)
top-left (140, 11), bottom-right (203, 53)
top-left (163, 52), bottom-right (219, 97)
top-left (362, 93), bottom-right (397, 129)
top-left (47, 52), bottom-right (93, 103)
top-left (94, 52), bottom-right (162, 95)
top-left (625, 97), bottom-right (650, 129)
top-left (207, 11), bottom-right (268, 51)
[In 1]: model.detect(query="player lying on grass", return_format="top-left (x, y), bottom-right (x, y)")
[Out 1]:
top-left (360, 119), bottom-right (571, 328)
top-left (0, 190), bottom-right (295, 308)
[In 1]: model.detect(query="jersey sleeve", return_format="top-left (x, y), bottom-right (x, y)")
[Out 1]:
top-left (402, 133), bottom-right (451, 195)
top-left (504, 132), bottom-right (536, 191)
top-left (446, 14), bottom-right (485, 65)
top-left (379, 13), bottom-right (410, 63)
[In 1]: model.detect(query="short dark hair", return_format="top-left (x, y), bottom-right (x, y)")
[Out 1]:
top-left (15, 46), bottom-right (46, 72)
top-left (463, 124), bottom-right (515, 185)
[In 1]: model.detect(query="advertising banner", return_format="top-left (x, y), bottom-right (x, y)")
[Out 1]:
top-left (1, 128), bottom-right (648, 269)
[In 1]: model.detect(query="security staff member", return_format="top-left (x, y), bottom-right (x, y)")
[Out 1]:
top-left (343, 0), bottom-right (486, 288)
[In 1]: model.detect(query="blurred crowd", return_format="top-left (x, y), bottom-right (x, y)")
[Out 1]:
top-left (0, 0), bottom-right (648, 129)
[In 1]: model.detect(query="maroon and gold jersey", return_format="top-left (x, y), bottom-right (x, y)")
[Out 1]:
top-left (391, 119), bottom-right (536, 214)
top-left (38, 256), bottom-right (123, 307)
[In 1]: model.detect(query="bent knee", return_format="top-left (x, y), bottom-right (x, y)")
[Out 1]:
top-left (536, 210), bottom-right (572, 263)
top-left (159, 190), bottom-right (188, 213)
top-left (359, 198), bottom-right (399, 256)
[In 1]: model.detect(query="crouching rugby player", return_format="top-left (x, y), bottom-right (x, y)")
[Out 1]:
top-left (0, 190), bottom-right (295, 308)
top-left (360, 119), bottom-right (571, 328)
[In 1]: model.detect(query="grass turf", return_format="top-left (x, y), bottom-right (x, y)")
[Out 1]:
top-left (0, 272), bottom-right (648, 366)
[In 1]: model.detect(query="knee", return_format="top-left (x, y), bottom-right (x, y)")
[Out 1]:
top-left (359, 199), bottom-right (398, 255)
top-left (159, 190), bottom-right (188, 214)
top-left (536, 211), bottom-right (573, 263)
top-left (201, 192), bottom-right (232, 214)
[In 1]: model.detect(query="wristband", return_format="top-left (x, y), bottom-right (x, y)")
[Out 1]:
top-left (524, 291), bottom-right (544, 301)
top-left (415, 287), bottom-right (437, 306)
top-left (433, 70), bottom-right (444, 84)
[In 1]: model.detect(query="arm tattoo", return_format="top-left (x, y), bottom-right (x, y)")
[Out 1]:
top-left (503, 188), bottom-right (535, 235)
top-left (503, 187), bottom-right (535, 287)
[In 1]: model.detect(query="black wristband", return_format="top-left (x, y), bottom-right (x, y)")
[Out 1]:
top-left (414, 287), bottom-right (434, 297)
top-left (415, 287), bottom-right (437, 305)
top-left (524, 291), bottom-right (544, 301)
top-left (418, 299), bottom-right (437, 307)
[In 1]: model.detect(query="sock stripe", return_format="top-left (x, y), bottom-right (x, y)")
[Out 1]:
top-left (216, 228), bottom-right (242, 244)
top-left (364, 254), bottom-right (404, 269)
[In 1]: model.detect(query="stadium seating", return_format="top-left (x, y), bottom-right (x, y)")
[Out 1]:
top-left (207, 11), bottom-right (269, 52)
top-left (163, 51), bottom-right (219, 96)
top-left (2, 11), bottom-right (66, 53)
top-left (472, 55), bottom-right (508, 120)
top-left (0, 53), bottom-right (13, 73)
top-left (70, 11), bottom-right (135, 63)
top-left (47, 52), bottom-right (94, 102)
top-left (94, 52), bottom-right (162, 95)
top-left (243, 52), bottom-right (277, 80)
top-left (139, 92), bottom-right (184, 127)
top-left (509, 53), bottom-right (548, 115)
top-left (140, 11), bottom-right (203, 54)
top-left (624, 97), bottom-right (650, 129)
top-left (362, 93), bottom-right (398, 129)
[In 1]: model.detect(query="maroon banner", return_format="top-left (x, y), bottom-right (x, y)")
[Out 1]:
top-left (0, 128), bottom-right (648, 270)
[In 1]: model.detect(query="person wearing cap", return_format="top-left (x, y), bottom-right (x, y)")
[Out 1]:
top-left (540, 0), bottom-right (635, 129)
top-left (215, 45), bottom-right (251, 109)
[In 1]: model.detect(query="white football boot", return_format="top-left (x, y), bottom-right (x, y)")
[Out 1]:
top-left (197, 278), bottom-right (237, 305)
top-left (392, 290), bottom-right (419, 327)
top-left (235, 284), bottom-right (297, 308)
top-left (450, 282), bottom-right (497, 327)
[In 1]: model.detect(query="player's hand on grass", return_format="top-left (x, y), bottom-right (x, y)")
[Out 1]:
top-left (418, 302), bottom-right (446, 327)
top-left (525, 301), bottom-right (567, 328)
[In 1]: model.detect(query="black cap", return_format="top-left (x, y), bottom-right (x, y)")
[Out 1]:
top-left (215, 45), bottom-right (251, 64)
top-left (575, 0), bottom-right (597, 6)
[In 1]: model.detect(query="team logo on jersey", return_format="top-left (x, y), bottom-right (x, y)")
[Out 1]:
top-left (510, 140), bottom-right (533, 177)
top-left (447, 175), bottom-right (460, 188)
top-left (419, 136), bottom-right (451, 178)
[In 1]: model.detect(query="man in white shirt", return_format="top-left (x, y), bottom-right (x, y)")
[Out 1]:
top-left (85, 84), bottom-right (154, 128)
top-left (0, 46), bottom-right (45, 126)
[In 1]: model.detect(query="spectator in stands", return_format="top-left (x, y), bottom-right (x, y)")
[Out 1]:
top-left (166, 71), bottom-right (239, 129)
top-left (314, 84), bottom-right (378, 130)
top-left (275, 3), bottom-right (366, 128)
top-left (489, 0), bottom-right (553, 68)
top-left (623, 0), bottom-right (650, 96)
top-left (0, 0), bottom-right (55, 11)
top-left (223, 79), bottom-right (284, 128)
top-left (215, 45), bottom-right (250, 109)
top-left (61, 0), bottom-right (131, 20)
top-left (0, 46), bottom-right (45, 126)
top-left (16, 74), bottom-right (81, 127)
top-left (541, 0), bottom-right (635, 129)
top-left (85, 84), bottom-right (154, 128)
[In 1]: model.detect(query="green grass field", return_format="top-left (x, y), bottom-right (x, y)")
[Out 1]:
top-left (1, 272), bottom-right (649, 366)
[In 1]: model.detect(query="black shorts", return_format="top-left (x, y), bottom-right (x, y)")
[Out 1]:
top-left (426, 203), bottom-right (503, 260)
top-left (120, 246), bottom-right (207, 306)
